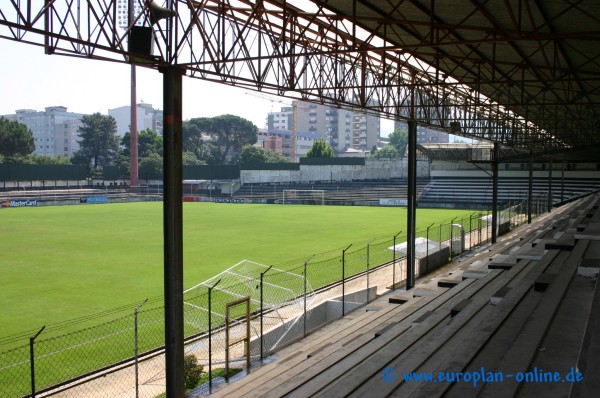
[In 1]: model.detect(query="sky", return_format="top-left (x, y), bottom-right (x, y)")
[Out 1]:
top-left (1, 39), bottom-right (396, 136)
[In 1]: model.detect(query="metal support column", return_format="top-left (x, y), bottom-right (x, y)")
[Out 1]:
top-left (128, 0), bottom-right (138, 191)
top-left (528, 152), bottom-right (533, 224)
top-left (561, 161), bottom-right (565, 203)
top-left (406, 119), bottom-right (417, 290)
top-left (491, 142), bottom-right (499, 244)
top-left (548, 159), bottom-right (553, 212)
top-left (161, 66), bottom-right (185, 398)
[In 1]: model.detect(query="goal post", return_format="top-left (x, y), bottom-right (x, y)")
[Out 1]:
top-left (282, 189), bottom-right (325, 205)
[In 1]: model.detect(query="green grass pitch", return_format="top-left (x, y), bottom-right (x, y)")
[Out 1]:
top-left (0, 202), bottom-right (477, 338)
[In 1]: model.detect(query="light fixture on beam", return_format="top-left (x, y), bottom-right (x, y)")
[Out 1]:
top-left (147, 0), bottom-right (177, 25)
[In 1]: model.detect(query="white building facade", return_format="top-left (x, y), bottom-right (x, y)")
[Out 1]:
top-left (108, 103), bottom-right (163, 136)
top-left (3, 106), bottom-right (84, 157)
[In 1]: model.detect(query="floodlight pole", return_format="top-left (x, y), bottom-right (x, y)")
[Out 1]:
top-left (260, 266), bottom-right (272, 361)
top-left (304, 254), bottom-right (315, 337)
top-left (342, 244), bottom-right (352, 316)
top-left (134, 298), bottom-right (148, 398)
top-left (208, 279), bottom-right (221, 394)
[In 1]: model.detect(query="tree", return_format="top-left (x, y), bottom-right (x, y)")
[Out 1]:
top-left (182, 118), bottom-right (210, 161)
top-left (75, 113), bottom-right (119, 168)
top-left (121, 128), bottom-right (163, 158)
top-left (239, 145), bottom-right (290, 164)
top-left (0, 117), bottom-right (34, 160)
top-left (111, 151), bottom-right (131, 176)
top-left (183, 151), bottom-right (206, 166)
top-left (211, 115), bottom-right (258, 163)
top-left (306, 138), bottom-right (334, 158)
top-left (372, 145), bottom-right (399, 159)
top-left (187, 115), bottom-right (258, 164)
top-left (138, 153), bottom-right (163, 180)
top-left (14, 154), bottom-right (71, 165)
top-left (388, 128), bottom-right (408, 158)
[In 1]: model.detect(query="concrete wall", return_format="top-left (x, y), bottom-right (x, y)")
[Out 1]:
top-left (417, 245), bottom-right (451, 276)
top-left (249, 287), bottom-right (377, 356)
top-left (240, 159), bottom-right (430, 184)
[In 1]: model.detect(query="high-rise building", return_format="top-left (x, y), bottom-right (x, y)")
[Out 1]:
top-left (266, 100), bottom-right (380, 155)
top-left (259, 129), bottom-right (319, 160)
top-left (393, 120), bottom-right (449, 144)
top-left (267, 106), bottom-right (292, 131)
top-left (108, 103), bottom-right (163, 136)
top-left (3, 106), bottom-right (84, 157)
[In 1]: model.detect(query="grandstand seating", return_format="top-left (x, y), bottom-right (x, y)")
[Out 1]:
top-left (419, 177), bottom-right (600, 208)
top-left (234, 179), bottom-right (430, 205)
top-left (211, 193), bottom-right (600, 397)
top-left (0, 187), bottom-right (129, 203)
top-left (233, 177), bottom-right (599, 208)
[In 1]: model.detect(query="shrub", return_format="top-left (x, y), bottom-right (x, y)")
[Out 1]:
top-left (184, 354), bottom-right (203, 390)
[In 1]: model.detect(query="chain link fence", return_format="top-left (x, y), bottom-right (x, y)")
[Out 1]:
top-left (0, 194), bottom-right (549, 397)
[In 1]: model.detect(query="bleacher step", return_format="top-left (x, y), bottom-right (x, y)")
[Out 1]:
top-left (437, 278), bottom-right (461, 288)
top-left (462, 269), bottom-right (488, 280)
top-left (374, 322), bottom-right (397, 337)
top-left (413, 286), bottom-right (441, 297)
top-left (388, 294), bottom-right (412, 304)
top-left (513, 242), bottom-right (547, 261)
top-left (578, 258), bottom-right (600, 278)
top-left (412, 310), bottom-right (433, 327)
top-left (491, 286), bottom-right (511, 305)
top-left (533, 273), bottom-right (557, 292)
top-left (450, 298), bottom-right (471, 318)
top-left (545, 235), bottom-right (576, 250)
top-left (488, 254), bottom-right (517, 270)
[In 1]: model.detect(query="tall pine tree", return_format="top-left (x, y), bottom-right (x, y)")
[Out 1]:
top-left (75, 113), bottom-right (119, 168)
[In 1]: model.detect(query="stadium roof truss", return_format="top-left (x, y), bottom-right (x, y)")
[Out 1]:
top-left (2, 0), bottom-right (599, 158)
top-left (4, 2), bottom-right (597, 392)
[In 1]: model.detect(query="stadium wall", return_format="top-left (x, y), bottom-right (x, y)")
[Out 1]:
top-left (240, 158), bottom-right (430, 184)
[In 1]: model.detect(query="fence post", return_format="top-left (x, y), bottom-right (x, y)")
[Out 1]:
top-left (304, 255), bottom-right (315, 337)
top-left (260, 266), bottom-right (272, 361)
top-left (487, 208), bottom-right (491, 242)
top-left (208, 279), bottom-right (221, 394)
top-left (392, 230), bottom-right (402, 291)
top-left (30, 326), bottom-right (45, 398)
top-left (342, 244), bottom-right (352, 317)
top-left (134, 299), bottom-right (148, 398)
top-left (470, 214), bottom-right (475, 250)
top-left (366, 241), bottom-right (370, 301)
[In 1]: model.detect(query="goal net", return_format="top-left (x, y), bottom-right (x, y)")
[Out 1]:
top-left (282, 189), bottom-right (325, 205)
